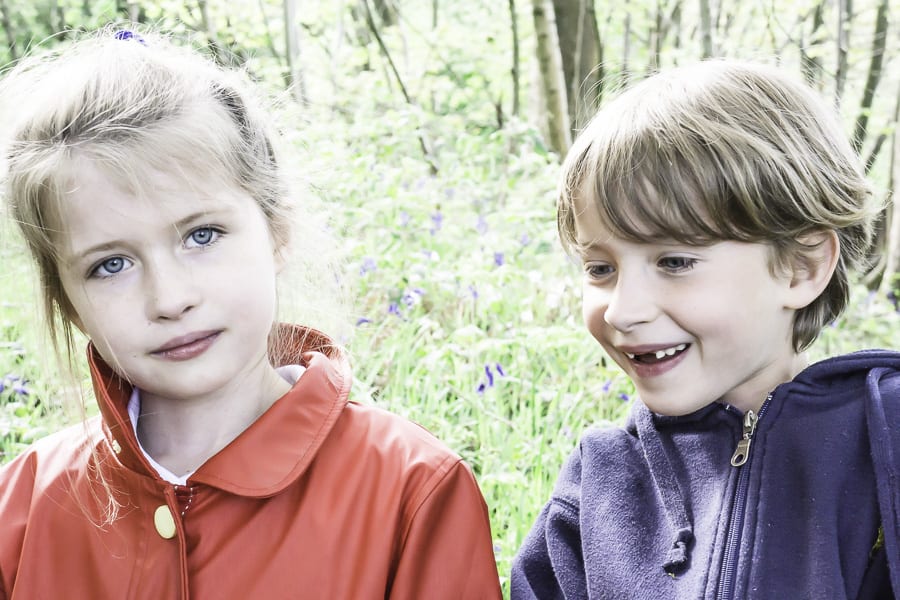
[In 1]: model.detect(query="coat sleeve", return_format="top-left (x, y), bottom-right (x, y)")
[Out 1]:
top-left (510, 445), bottom-right (587, 600)
top-left (0, 450), bottom-right (37, 600)
top-left (389, 458), bottom-right (501, 600)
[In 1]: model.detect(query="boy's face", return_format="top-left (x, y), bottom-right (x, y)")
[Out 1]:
top-left (573, 198), bottom-right (806, 416)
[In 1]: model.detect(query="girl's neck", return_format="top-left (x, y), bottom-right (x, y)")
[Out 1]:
top-left (135, 364), bottom-right (292, 476)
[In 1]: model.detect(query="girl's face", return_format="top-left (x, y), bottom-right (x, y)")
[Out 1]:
top-left (56, 160), bottom-right (285, 406)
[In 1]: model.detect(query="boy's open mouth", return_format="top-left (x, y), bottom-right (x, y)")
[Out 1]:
top-left (625, 343), bottom-right (689, 364)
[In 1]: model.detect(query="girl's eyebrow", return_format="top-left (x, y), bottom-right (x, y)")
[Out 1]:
top-left (67, 210), bottom-right (227, 264)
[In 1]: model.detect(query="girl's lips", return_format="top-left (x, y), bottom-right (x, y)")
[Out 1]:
top-left (151, 331), bottom-right (221, 361)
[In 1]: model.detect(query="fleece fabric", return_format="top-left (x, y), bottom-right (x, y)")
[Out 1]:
top-left (511, 350), bottom-right (900, 599)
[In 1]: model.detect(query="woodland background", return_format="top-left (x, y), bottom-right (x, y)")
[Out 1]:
top-left (0, 0), bottom-right (898, 594)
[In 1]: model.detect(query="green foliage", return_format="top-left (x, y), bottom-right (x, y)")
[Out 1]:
top-left (1, 0), bottom-right (899, 595)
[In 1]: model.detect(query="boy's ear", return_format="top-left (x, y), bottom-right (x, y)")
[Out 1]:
top-left (783, 230), bottom-right (840, 310)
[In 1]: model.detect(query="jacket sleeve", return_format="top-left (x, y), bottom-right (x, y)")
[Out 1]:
top-left (0, 451), bottom-right (37, 600)
top-left (510, 446), bottom-right (587, 600)
top-left (389, 458), bottom-right (501, 600)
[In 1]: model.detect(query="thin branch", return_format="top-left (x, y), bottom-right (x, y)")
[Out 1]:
top-left (361, 0), bottom-right (438, 174)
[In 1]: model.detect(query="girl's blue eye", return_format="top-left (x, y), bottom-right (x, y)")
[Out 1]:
top-left (187, 226), bottom-right (220, 248)
top-left (92, 256), bottom-right (132, 278)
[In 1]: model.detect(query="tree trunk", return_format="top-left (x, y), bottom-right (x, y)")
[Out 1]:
top-left (373, 0), bottom-right (397, 27)
top-left (509, 0), bottom-right (521, 117)
top-left (834, 0), bottom-right (852, 105)
top-left (851, 0), bottom-right (888, 154)
top-left (698, 0), bottom-right (713, 58)
top-left (283, 0), bottom-right (310, 104)
top-left (552, 0), bottom-right (602, 130)
top-left (877, 124), bottom-right (899, 298)
top-left (532, 0), bottom-right (571, 155)
top-left (0, 0), bottom-right (17, 61)
top-left (801, 0), bottom-right (825, 88)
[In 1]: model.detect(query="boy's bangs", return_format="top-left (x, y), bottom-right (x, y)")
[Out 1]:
top-left (584, 134), bottom-right (757, 246)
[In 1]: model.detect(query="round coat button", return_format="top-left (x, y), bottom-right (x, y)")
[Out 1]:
top-left (154, 505), bottom-right (177, 539)
top-left (110, 439), bottom-right (122, 454)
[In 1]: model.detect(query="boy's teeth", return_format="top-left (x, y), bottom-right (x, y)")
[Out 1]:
top-left (626, 343), bottom-right (688, 362)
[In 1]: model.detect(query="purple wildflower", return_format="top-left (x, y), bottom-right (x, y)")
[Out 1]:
top-left (601, 379), bottom-right (612, 393)
top-left (476, 382), bottom-right (487, 394)
top-left (493, 252), bottom-right (505, 267)
top-left (495, 363), bottom-right (506, 377)
top-left (355, 317), bottom-right (372, 326)
top-left (359, 257), bottom-right (377, 276)
top-left (484, 365), bottom-right (495, 387)
top-left (618, 392), bottom-right (630, 402)
top-left (388, 302), bottom-right (401, 316)
top-left (12, 380), bottom-right (28, 396)
top-left (430, 211), bottom-right (443, 234)
top-left (468, 285), bottom-right (479, 300)
top-left (520, 233), bottom-right (531, 246)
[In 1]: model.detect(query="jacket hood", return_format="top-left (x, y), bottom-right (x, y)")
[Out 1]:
top-left (629, 349), bottom-right (900, 577)
top-left (87, 324), bottom-right (352, 497)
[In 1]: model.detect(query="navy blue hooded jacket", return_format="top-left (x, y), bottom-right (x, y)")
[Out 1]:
top-left (512, 350), bottom-right (900, 599)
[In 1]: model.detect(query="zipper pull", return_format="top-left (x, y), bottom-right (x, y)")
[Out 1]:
top-left (730, 409), bottom-right (758, 467)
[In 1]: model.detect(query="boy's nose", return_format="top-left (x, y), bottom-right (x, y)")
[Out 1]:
top-left (144, 257), bottom-right (201, 321)
top-left (601, 274), bottom-right (659, 332)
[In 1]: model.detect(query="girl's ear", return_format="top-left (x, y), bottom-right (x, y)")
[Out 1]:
top-left (784, 230), bottom-right (840, 310)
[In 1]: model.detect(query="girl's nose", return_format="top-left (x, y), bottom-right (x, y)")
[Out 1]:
top-left (144, 257), bottom-right (201, 321)
top-left (602, 273), bottom-right (659, 332)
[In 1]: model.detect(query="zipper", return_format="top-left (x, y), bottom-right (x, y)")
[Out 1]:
top-left (716, 394), bottom-right (772, 600)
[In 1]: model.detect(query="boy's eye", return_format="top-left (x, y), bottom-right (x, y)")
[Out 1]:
top-left (658, 256), bottom-right (697, 272)
top-left (584, 263), bottom-right (614, 279)
top-left (186, 226), bottom-right (221, 248)
top-left (91, 256), bottom-right (132, 278)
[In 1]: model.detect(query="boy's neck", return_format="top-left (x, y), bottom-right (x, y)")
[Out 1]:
top-left (722, 351), bottom-right (809, 414)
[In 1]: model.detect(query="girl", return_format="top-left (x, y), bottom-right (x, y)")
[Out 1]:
top-left (0, 29), bottom-right (501, 599)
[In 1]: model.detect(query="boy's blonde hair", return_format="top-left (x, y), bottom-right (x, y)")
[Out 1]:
top-left (558, 60), bottom-right (878, 351)
top-left (1, 28), bottom-right (307, 364)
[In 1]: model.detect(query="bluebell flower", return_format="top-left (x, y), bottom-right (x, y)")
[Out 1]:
top-left (12, 380), bottom-right (28, 396)
top-left (484, 365), bottom-right (494, 387)
top-left (493, 252), bottom-right (505, 267)
top-left (468, 285), bottom-right (479, 300)
top-left (618, 392), bottom-right (630, 402)
top-left (355, 317), bottom-right (372, 326)
top-left (601, 379), bottom-right (612, 393)
top-left (476, 382), bottom-right (487, 394)
top-left (359, 257), bottom-right (377, 276)
top-left (388, 302), bottom-right (401, 316)
top-left (495, 363), bottom-right (505, 377)
top-left (430, 211), bottom-right (443, 235)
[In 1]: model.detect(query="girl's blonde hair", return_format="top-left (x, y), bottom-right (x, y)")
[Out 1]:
top-left (558, 59), bottom-right (879, 351)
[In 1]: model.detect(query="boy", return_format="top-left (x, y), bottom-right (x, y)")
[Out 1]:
top-left (511, 60), bottom-right (900, 599)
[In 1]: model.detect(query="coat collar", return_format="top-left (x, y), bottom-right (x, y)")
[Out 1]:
top-left (88, 325), bottom-right (352, 497)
